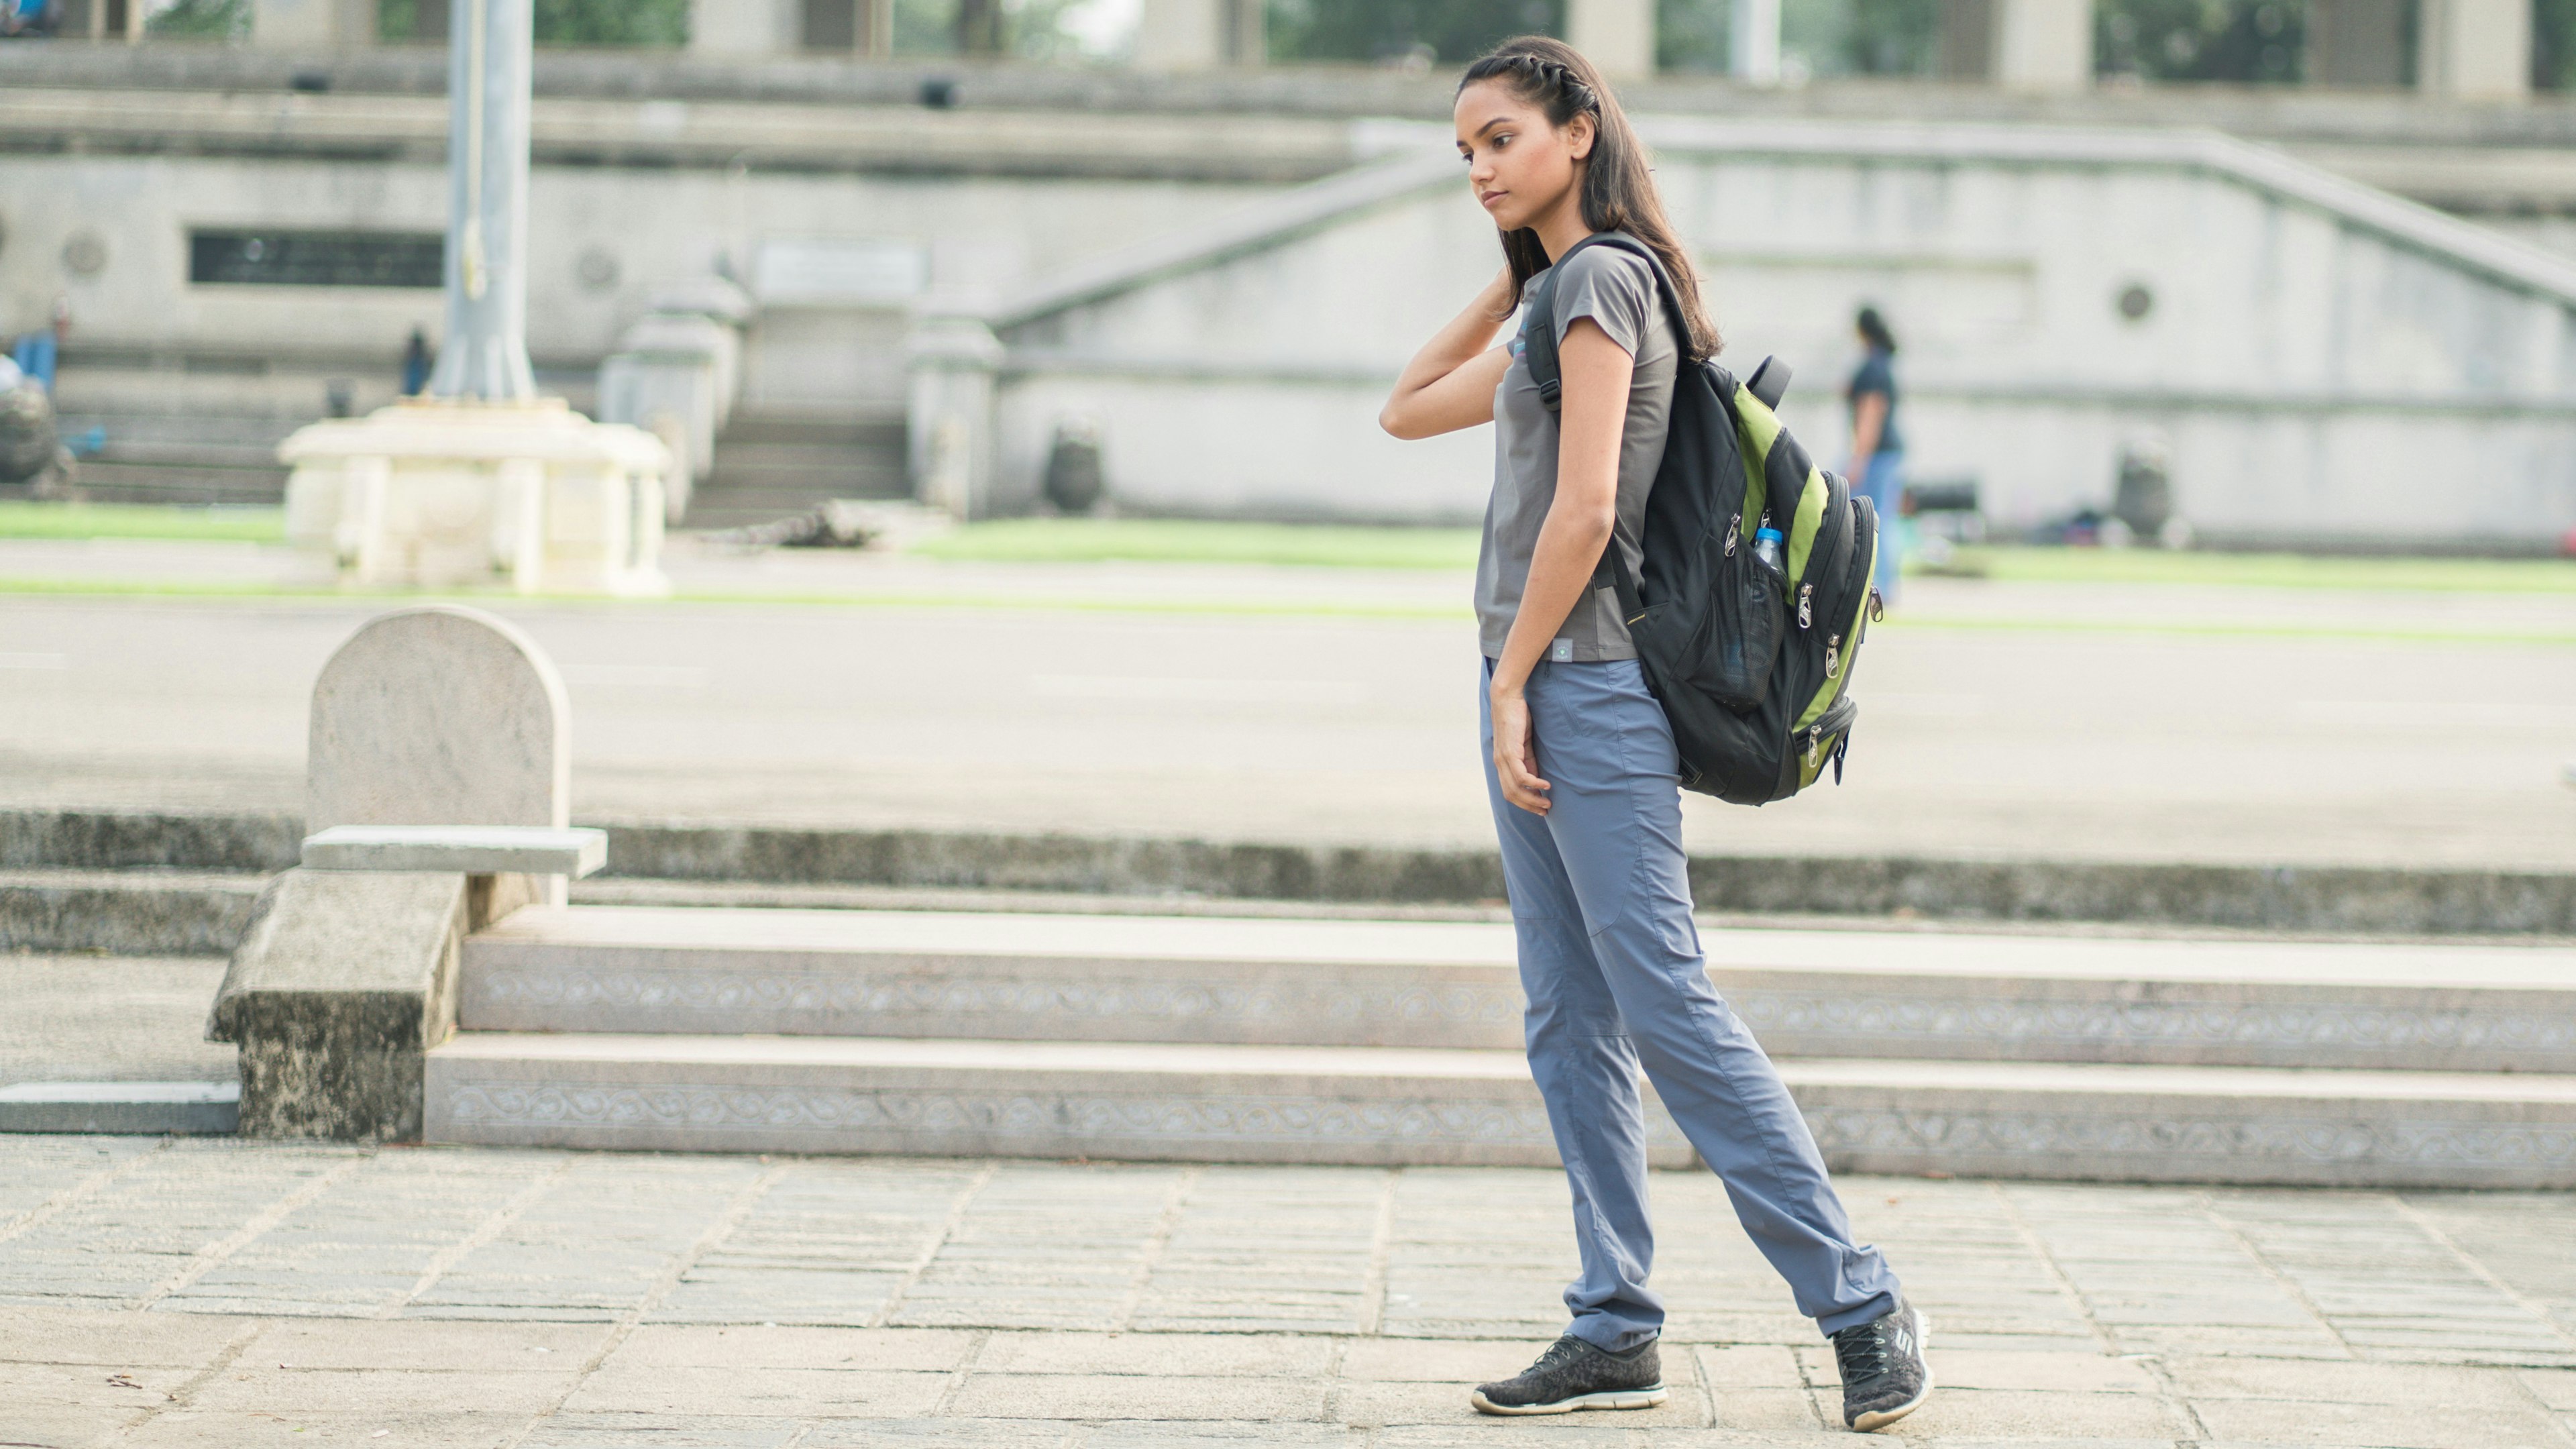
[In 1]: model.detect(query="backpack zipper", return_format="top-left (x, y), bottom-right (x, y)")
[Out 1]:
top-left (1825, 633), bottom-right (1841, 678)
top-left (1724, 513), bottom-right (1741, 557)
top-left (1803, 727), bottom-right (1822, 769)
top-left (1796, 582), bottom-right (1813, 629)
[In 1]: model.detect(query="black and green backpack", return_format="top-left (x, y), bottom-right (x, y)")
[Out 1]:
top-left (1521, 232), bottom-right (1883, 806)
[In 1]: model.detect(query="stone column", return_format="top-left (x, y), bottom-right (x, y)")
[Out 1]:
top-left (428, 0), bottom-right (536, 402)
top-left (688, 0), bottom-right (796, 56)
top-left (1135, 0), bottom-right (1260, 67)
top-left (2419, 0), bottom-right (2530, 101)
top-left (1568, 0), bottom-right (1655, 78)
top-left (908, 316), bottom-right (1004, 519)
top-left (1731, 0), bottom-right (1780, 82)
top-left (1992, 0), bottom-right (2090, 91)
top-left (252, 0), bottom-right (376, 48)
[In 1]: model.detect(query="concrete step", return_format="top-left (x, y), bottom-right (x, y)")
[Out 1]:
top-left (56, 459), bottom-right (289, 507)
top-left (0, 1081), bottom-right (238, 1134)
top-left (14, 805), bottom-right (2576, 936)
top-left (0, 867), bottom-right (267, 956)
top-left (462, 905), bottom-right (2576, 1071)
top-left (423, 1031), bottom-right (2576, 1187)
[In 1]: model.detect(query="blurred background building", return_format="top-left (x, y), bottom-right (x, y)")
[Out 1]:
top-left (2, 0), bottom-right (2573, 549)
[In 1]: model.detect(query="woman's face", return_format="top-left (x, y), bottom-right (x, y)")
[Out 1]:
top-left (1454, 79), bottom-right (1592, 235)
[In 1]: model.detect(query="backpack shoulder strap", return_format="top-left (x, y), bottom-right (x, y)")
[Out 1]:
top-left (1519, 231), bottom-right (1693, 412)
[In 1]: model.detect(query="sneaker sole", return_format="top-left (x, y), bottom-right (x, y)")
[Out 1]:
top-left (1848, 1309), bottom-right (1933, 1434)
top-left (1471, 1384), bottom-right (1670, 1416)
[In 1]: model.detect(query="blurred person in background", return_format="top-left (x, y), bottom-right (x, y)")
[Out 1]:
top-left (0, 0), bottom-right (60, 36)
top-left (1847, 306), bottom-right (1904, 606)
top-left (401, 327), bottom-right (432, 396)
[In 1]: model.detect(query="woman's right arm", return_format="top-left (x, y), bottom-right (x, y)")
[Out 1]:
top-left (1379, 267), bottom-right (1520, 440)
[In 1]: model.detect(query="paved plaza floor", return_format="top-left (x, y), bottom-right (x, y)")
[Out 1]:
top-left (5, 543), bottom-right (2575, 869)
top-left (3, 1136), bottom-right (2573, 1448)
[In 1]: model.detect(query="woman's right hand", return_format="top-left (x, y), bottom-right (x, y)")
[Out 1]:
top-left (1379, 265), bottom-right (1521, 441)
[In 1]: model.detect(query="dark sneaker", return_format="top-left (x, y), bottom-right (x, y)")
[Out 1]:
top-left (1831, 1297), bottom-right (1932, 1432)
top-left (1470, 1334), bottom-right (1668, 1415)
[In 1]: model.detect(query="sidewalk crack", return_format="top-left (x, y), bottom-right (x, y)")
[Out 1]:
top-left (2383, 1192), bottom-right (2576, 1357)
top-left (500, 1156), bottom-right (788, 1449)
top-left (1992, 1181), bottom-right (2211, 1445)
top-left (378, 1154), bottom-right (572, 1319)
top-left (1112, 1163), bottom-right (1203, 1332)
top-left (0, 1138), bottom-right (174, 1250)
top-left (1355, 1167), bottom-right (1400, 1337)
top-left (873, 1158), bottom-right (999, 1329)
top-left (97, 1313), bottom-right (265, 1443)
top-left (2194, 1189), bottom-right (2356, 1358)
top-left (131, 1151), bottom-right (368, 1311)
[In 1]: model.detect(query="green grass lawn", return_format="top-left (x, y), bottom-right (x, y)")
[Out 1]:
top-left (0, 501), bottom-right (287, 543)
top-left (1937, 545), bottom-right (2576, 594)
top-left (911, 517), bottom-right (1483, 570)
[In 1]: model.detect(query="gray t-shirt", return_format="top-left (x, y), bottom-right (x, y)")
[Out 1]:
top-left (1474, 242), bottom-right (1680, 662)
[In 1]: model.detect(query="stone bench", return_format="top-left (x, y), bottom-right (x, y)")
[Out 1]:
top-left (300, 824), bottom-right (608, 879)
top-left (210, 605), bottom-right (586, 1142)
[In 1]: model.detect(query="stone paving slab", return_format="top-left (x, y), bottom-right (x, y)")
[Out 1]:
top-left (1, 1140), bottom-right (2573, 1447)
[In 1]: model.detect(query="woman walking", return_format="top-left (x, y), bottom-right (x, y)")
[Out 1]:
top-left (1379, 37), bottom-right (1930, 1433)
top-left (1847, 307), bottom-right (1907, 606)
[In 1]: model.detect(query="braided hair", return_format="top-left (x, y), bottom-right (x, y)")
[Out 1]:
top-left (1458, 36), bottom-right (1720, 362)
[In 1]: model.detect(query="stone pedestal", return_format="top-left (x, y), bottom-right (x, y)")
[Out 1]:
top-left (1569, 0), bottom-right (1656, 78)
top-left (688, 0), bottom-right (796, 55)
top-left (908, 315), bottom-right (1004, 519)
top-left (1135, 0), bottom-right (1261, 67)
top-left (251, 0), bottom-right (374, 48)
top-left (2419, 0), bottom-right (2530, 101)
top-left (1991, 0), bottom-right (2090, 91)
top-left (598, 277), bottom-right (753, 524)
top-left (281, 399), bottom-right (671, 595)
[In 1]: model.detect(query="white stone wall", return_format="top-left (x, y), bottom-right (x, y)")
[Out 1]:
top-left (980, 124), bottom-right (2576, 546)
top-left (0, 151), bottom-right (1272, 417)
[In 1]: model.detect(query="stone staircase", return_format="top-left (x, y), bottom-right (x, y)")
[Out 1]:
top-left (423, 903), bottom-right (2576, 1187)
top-left (683, 410), bottom-right (909, 528)
top-left (40, 413), bottom-right (297, 507)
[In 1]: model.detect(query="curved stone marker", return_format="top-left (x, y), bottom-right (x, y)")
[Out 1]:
top-left (210, 606), bottom-right (573, 1141)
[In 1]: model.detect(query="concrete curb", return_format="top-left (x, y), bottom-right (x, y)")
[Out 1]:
top-left (0, 869), bottom-right (268, 955)
top-left (7, 808), bottom-right (2575, 941)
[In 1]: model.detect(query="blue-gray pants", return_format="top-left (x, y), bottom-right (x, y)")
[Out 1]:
top-left (1481, 656), bottom-right (1901, 1351)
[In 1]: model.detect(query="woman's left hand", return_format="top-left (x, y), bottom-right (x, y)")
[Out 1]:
top-left (1490, 686), bottom-right (1552, 816)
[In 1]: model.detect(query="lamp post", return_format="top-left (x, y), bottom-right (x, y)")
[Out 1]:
top-left (429, 0), bottom-right (537, 402)
top-left (275, 0), bottom-right (674, 596)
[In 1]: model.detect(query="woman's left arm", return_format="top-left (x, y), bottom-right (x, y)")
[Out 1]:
top-left (1488, 317), bottom-right (1631, 816)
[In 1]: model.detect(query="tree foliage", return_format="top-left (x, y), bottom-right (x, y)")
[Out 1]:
top-left (2096, 0), bottom-right (2306, 83)
top-left (146, 0), bottom-right (250, 40)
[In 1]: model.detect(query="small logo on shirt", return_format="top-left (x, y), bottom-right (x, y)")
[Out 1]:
top-left (1550, 639), bottom-right (1573, 663)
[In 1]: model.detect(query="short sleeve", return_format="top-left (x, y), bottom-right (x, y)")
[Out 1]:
top-left (1850, 354), bottom-right (1893, 398)
top-left (1548, 246), bottom-right (1656, 359)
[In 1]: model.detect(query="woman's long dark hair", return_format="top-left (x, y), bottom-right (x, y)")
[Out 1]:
top-left (1856, 305), bottom-right (1898, 354)
top-left (1458, 36), bottom-right (1720, 362)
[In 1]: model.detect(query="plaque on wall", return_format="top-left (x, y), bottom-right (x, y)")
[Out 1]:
top-left (752, 238), bottom-right (926, 306)
top-left (189, 231), bottom-right (445, 288)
